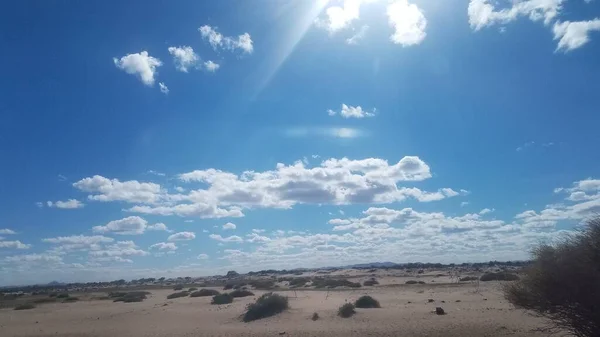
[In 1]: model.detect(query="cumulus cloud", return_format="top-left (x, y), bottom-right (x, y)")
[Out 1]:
top-left (468, 0), bottom-right (562, 30)
top-left (168, 46), bottom-right (199, 72)
top-left (73, 175), bottom-right (163, 204)
top-left (318, 0), bottom-right (361, 33)
top-left (197, 253), bottom-right (209, 259)
top-left (0, 229), bottom-right (17, 235)
top-left (0, 240), bottom-right (31, 249)
top-left (92, 216), bottom-right (148, 235)
top-left (346, 25), bottom-right (369, 45)
top-left (5, 254), bottom-right (62, 263)
top-left (222, 222), bottom-right (237, 230)
top-left (479, 208), bottom-right (495, 215)
top-left (46, 199), bottom-right (84, 209)
top-left (198, 25), bottom-right (254, 53)
top-left (43, 235), bottom-right (114, 246)
top-left (209, 234), bottom-right (243, 243)
top-left (204, 60), bottom-right (220, 72)
top-left (149, 242), bottom-right (177, 251)
top-left (328, 104), bottom-right (375, 118)
top-left (146, 223), bottom-right (171, 232)
top-left (553, 19), bottom-right (600, 52)
top-left (113, 51), bottom-right (162, 86)
top-left (168, 231), bottom-right (196, 241)
top-left (387, 0), bottom-right (427, 46)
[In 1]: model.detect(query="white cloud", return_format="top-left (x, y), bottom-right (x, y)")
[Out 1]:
top-left (147, 170), bottom-right (166, 177)
top-left (246, 233), bottom-right (271, 243)
top-left (35, 202), bottom-right (43, 208)
top-left (222, 222), bottom-right (237, 230)
top-left (5, 254), bottom-right (62, 263)
top-left (252, 229), bottom-right (266, 233)
top-left (346, 25), bottom-right (369, 45)
top-left (516, 141), bottom-right (535, 151)
top-left (168, 231), bottom-right (196, 241)
top-left (42, 235), bottom-right (114, 245)
top-left (0, 229), bottom-right (16, 235)
top-left (387, 0), bottom-right (427, 46)
top-left (0, 240), bottom-right (31, 249)
top-left (74, 175), bottom-right (163, 204)
top-left (204, 60), bottom-right (220, 72)
top-left (328, 104), bottom-right (375, 118)
top-left (461, 201), bottom-right (470, 207)
top-left (468, 0), bottom-right (563, 31)
top-left (159, 82), bottom-right (169, 94)
top-left (91, 256), bottom-right (133, 263)
top-left (209, 234), bottom-right (243, 243)
top-left (553, 19), bottom-right (600, 52)
top-left (113, 51), bottom-right (162, 86)
top-left (147, 223), bottom-right (171, 232)
top-left (149, 242), bottom-right (177, 251)
top-left (92, 216), bottom-right (148, 235)
top-left (46, 199), bottom-right (84, 209)
top-left (197, 253), bottom-right (209, 260)
top-left (167, 46), bottom-right (199, 72)
top-left (198, 25), bottom-right (254, 53)
top-left (479, 208), bottom-right (495, 215)
top-left (317, 0), bottom-right (362, 33)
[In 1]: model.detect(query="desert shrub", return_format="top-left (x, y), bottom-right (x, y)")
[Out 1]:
top-left (211, 293), bottom-right (233, 305)
top-left (355, 295), bottom-right (381, 308)
top-left (338, 303), bottom-right (356, 318)
top-left (312, 278), bottom-right (361, 289)
top-left (243, 293), bottom-right (289, 322)
top-left (230, 289), bottom-right (254, 298)
top-left (311, 312), bottom-right (320, 321)
top-left (63, 297), bottom-right (78, 302)
top-left (289, 277), bottom-right (310, 287)
top-left (459, 276), bottom-right (478, 282)
top-left (34, 297), bottom-right (57, 304)
top-left (167, 291), bottom-right (189, 299)
top-left (48, 293), bottom-right (57, 298)
top-left (503, 217), bottom-right (600, 337)
top-left (56, 293), bottom-right (69, 298)
top-left (14, 303), bottom-right (36, 310)
top-left (405, 280), bottom-right (418, 284)
top-left (173, 285), bottom-right (184, 291)
top-left (113, 291), bottom-right (150, 303)
top-left (190, 289), bottom-right (220, 297)
top-left (91, 296), bottom-right (111, 300)
top-left (418, 281), bottom-right (426, 284)
top-left (248, 279), bottom-right (275, 289)
top-left (188, 287), bottom-right (198, 291)
top-left (363, 279), bottom-right (379, 286)
top-left (223, 283), bottom-right (235, 290)
top-left (480, 272), bottom-right (519, 282)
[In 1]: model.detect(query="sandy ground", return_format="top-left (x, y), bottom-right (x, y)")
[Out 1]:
top-left (0, 278), bottom-right (555, 337)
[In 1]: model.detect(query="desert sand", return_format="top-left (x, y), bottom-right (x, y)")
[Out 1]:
top-left (0, 272), bottom-right (553, 337)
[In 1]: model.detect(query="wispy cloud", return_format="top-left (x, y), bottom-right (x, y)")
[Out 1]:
top-left (284, 127), bottom-right (364, 139)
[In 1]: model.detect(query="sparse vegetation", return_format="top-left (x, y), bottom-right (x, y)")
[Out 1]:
top-left (56, 293), bottom-right (69, 298)
top-left (459, 276), bottom-right (478, 282)
top-left (248, 279), bottom-right (275, 289)
top-left (363, 278), bottom-right (379, 286)
top-left (355, 295), bottom-right (381, 308)
top-left (190, 289), bottom-right (220, 297)
top-left (33, 297), bottom-right (57, 304)
top-left (405, 280), bottom-right (418, 284)
top-left (338, 303), bottom-right (356, 318)
top-left (211, 293), bottom-right (233, 305)
top-left (63, 297), bottom-right (79, 302)
top-left (480, 272), bottom-right (519, 282)
top-left (312, 278), bottom-right (361, 289)
top-left (223, 283), bottom-right (235, 290)
top-left (230, 289), bottom-right (254, 298)
top-left (503, 217), bottom-right (600, 337)
top-left (167, 291), bottom-right (189, 299)
top-left (243, 293), bottom-right (289, 322)
top-left (311, 312), bottom-right (320, 321)
top-left (112, 291), bottom-right (150, 303)
top-left (173, 285), bottom-right (184, 291)
top-left (14, 303), bottom-right (36, 310)
top-left (288, 277), bottom-right (310, 287)
top-left (188, 287), bottom-right (198, 291)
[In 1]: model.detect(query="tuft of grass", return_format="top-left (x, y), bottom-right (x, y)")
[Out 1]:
top-left (14, 303), bottom-right (36, 310)
top-left (167, 291), bottom-right (189, 299)
top-left (355, 295), bottom-right (381, 308)
top-left (243, 293), bottom-right (289, 322)
top-left (480, 272), bottom-right (519, 282)
top-left (311, 312), bottom-right (320, 321)
top-left (190, 289), bottom-right (220, 297)
top-left (338, 303), bottom-right (356, 318)
top-left (230, 289), bottom-right (254, 298)
top-left (211, 293), bottom-right (233, 305)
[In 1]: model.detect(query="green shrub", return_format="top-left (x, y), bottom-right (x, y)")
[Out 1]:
top-left (230, 289), bottom-right (254, 298)
top-left (480, 272), bottom-right (519, 282)
top-left (190, 289), bottom-right (220, 297)
top-left (211, 293), bottom-right (233, 305)
top-left (355, 295), bottom-right (380, 308)
top-left (338, 303), bottom-right (356, 318)
top-left (14, 303), bottom-right (36, 310)
top-left (243, 293), bottom-right (289, 322)
top-left (167, 291), bottom-right (189, 299)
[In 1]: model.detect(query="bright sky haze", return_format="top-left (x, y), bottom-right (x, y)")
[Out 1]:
top-left (1, 0), bottom-right (600, 285)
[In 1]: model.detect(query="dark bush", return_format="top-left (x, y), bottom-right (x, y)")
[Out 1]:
top-left (405, 280), bottom-right (418, 284)
top-left (480, 272), bottom-right (519, 282)
top-left (34, 297), bottom-right (57, 304)
top-left (311, 312), bottom-right (319, 321)
top-left (418, 281), bottom-right (426, 284)
top-left (243, 293), bottom-right (289, 322)
top-left (223, 283), bottom-right (235, 290)
top-left (248, 279), bottom-right (275, 289)
top-left (459, 276), bottom-right (478, 282)
top-left (190, 289), bottom-right (220, 297)
top-left (289, 277), bottom-right (310, 287)
top-left (355, 295), bottom-right (380, 308)
top-left (63, 297), bottom-right (79, 302)
top-left (56, 293), bottom-right (69, 298)
top-left (48, 293), bottom-right (57, 298)
top-left (167, 291), bottom-right (189, 299)
top-left (230, 289), bottom-right (254, 298)
top-left (173, 285), bottom-right (184, 291)
top-left (14, 303), bottom-right (36, 310)
top-left (363, 278), bottom-right (379, 286)
top-left (312, 278), bottom-right (361, 289)
top-left (112, 291), bottom-right (150, 303)
top-left (211, 293), bottom-right (233, 305)
top-left (188, 287), bottom-right (198, 291)
top-left (503, 217), bottom-right (600, 337)
top-left (338, 303), bottom-right (356, 318)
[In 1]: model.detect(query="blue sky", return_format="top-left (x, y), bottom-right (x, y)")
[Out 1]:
top-left (1, 0), bottom-right (600, 285)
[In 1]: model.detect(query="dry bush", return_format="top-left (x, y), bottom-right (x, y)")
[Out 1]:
top-left (173, 285), bottom-right (184, 291)
top-left (311, 312), bottom-right (320, 321)
top-left (188, 287), bottom-right (198, 291)
top-left (14, 303), bottom-right (36, 310)
top-left (63, 297), bottom-right (79, 302)
top-left (56, 293), bottom-right (69, 298)
top-left (363, 278), bottom-right (379, 286)
top-left (405, 280), bottom-right (418, 284)
top-left (223, 283), bottom-right (235, 290)
top-left (459, 276), bottom-right (478, 282)
top-left (243, 293), bottom-right (288, 322)
top-left (112, 291), bottom-right (150, 303)
top-left (167, 291), bottom-right (189, 299)
top-left (33, 297), bottom-right (57, 304)
top-left (248, 279), bottom-right (275, 289)
top-left (211, 293), bottom-right (233, 305)
top-left (313, 278), bottom-right (361, 289)
top-left (480, 272), bottom-right (519, 281)
top-left (230, 289), bottom-right (254, 298)
top-left (338, 303), bottom-right (356, 318)
top-left (355, 295), bottom-right (380, 308)
top-left (190, 289), bottom-right (220, 297)
top-left (503, 216), bottom-right (600, 337)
